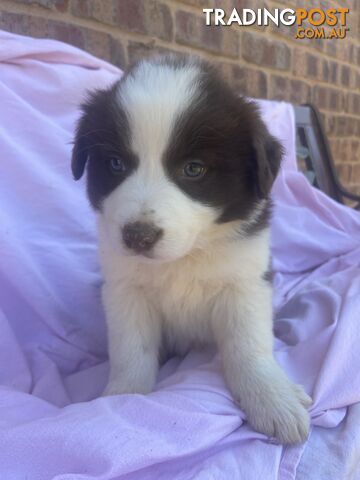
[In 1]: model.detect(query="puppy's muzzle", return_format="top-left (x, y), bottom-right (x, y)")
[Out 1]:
top-left (122, 221), bottom-right (163, 253)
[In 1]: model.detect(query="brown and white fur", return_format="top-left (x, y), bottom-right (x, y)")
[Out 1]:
top-left (72, 55), bottom-right (311, 444)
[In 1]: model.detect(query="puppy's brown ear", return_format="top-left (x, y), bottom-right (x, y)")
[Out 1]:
top-left (71, 86), bottom-right (114, 180)
top-left (71, 123), bottom-right (88, 180)
top-left (252, 124), bottom-right (283, 199)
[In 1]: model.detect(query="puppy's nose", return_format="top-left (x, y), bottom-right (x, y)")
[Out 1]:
top-left (122, 222), bottom-right (163, 253)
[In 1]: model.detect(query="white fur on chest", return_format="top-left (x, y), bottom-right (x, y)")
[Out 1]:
top-left (98, 219), bottom-right (270, 353)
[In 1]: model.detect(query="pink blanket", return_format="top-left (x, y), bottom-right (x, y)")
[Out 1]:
top-left (1, 30), bottom-right (360, 479)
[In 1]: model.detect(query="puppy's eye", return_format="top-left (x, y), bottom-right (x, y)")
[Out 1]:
top-left (109, 157), bottom-right (126, 174)
top-left (183, 161), bottom-right (207, 179)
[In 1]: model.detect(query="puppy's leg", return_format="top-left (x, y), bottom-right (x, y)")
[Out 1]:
top-left (102, 283), bottom-right (160, 396)
top-left (212, 282), bottom-right (311, 444)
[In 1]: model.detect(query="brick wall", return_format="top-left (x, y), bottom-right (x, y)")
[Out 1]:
top-left (1, 0), bottom-right (359, 192)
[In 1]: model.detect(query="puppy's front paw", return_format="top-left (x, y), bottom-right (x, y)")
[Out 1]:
top-left (230, 362), bottom-right (312, 444)
top-left (246, 380), bottom-right (311, 444)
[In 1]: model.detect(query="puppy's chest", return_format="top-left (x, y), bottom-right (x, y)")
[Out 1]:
top-left (134, 260), bottom-right (224, 348)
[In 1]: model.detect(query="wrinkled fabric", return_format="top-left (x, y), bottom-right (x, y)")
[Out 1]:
top-left (297, 402), bottom-right (360, 480)
top-left (0, 30), bottom-right (359, 480)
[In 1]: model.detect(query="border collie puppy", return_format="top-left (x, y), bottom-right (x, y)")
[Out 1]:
top-left (72, 55), bottom-right (311, 444)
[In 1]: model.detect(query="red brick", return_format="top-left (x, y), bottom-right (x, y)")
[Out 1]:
top-left (144, 0), bottom-right (173, 42)
top-left (340, 65), bottom-right (351, 87)
top-left (355, 119), bottom-right (360, 137)
top-left (270, 75), bottom-right (289, 101)
top-left (242, 32), bottom-right (291, 70)
top-left (356, 45), bottom-right (360, 66)
top-left (127, 40), bottom-right (177, 66)
top-left (270, 75), bottom-right (311, 104)
top-left (325, 41), bottom-right (338, 58)
top-left (329, 89), bottom-right (341, 110)
top-left (351, 164), bottom-right (360, 184)
top-left (71, 0), bottom-right (90, 18)
top-left (71, 0), bottom-right (116, 25)
top-left (231, 65), bottom-right (267, 98)
top-left (337, 163), bottom-right (353, 184)
top-left (175, 10), bottom-right (238, 57)
top-left (176, 0), bottom-right (210, 5)
top-left (230, 0), bottom-right (266, 32)
top-left (72, 0), bottom-right (173, 41)
top-left (72, 0), bottom-right (144, 32)
top-left (313, 86), bottom-right (344, 111)
top-left (12, 0), bottom-right (68, 11)
top-left (306, 54), bottom-right (318, 78)
top-left (273, 0), bottom-right (297, 5)
top-left (295, 53), bottom-right (337, 84)
top-left (4, 13), bottom-right (123, 66)
top-left (0, 12), bottom-right (32, 36)
top-left (334, 42), bottom-right (354, 64)
top-left (322, 60), bottom-right (338, 84)
top-left (357, 121), bottom-right (360, 138)
top-left (0, 11), bottom-right (53, 37)
top-left (47, 20), bottom-right (85, 50)
top-left (220, 26), bottom-right (239, 58)
top-left (290, 79), bottom-right (311, 104)
top-left (329, 138), bottom-right (339, 159)
top-left (66, 28), bottom-right (125, 67)
top-left (325, 115), bottom-right (337, 135)
top-left (292, 48), bottom-right (306, 76)
top-left (333, 139), bottom-right (349, 164)
top-left (350, 140), bottom-right (360, 158)
top-left (351, 71), bottom-right (360, 90)
top-left (214, 61), bottom-right (233, 85)
top-left (310, 37), bottom-right (325, 53)
top-left (109, 37), bottom-right (126, 68)
top-left (82, 28), bottom-right (112, 61)
top-left (269, 20), bottom-right (296, 39)
top-left (113, 0), bottom-right (147, 34)
top-left (333, 116), bottom-right (355, 136)
top-left (346, 93), bottom-right (360, 115)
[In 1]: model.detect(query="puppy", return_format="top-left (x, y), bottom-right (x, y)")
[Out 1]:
top-left (72, 55), bottom-right (311, 444)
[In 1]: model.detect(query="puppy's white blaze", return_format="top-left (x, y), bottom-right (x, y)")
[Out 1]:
top-left (101, 60), bottom-right (219, 261)
top-left (117, 60), bottom-right (201, 163)
top-left (100, 166), bottom-right (219, 260)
